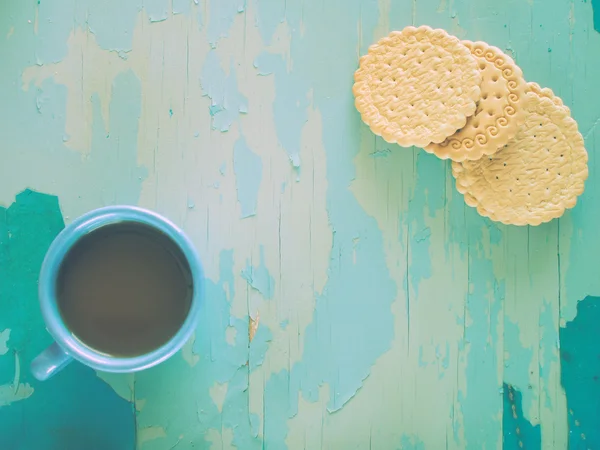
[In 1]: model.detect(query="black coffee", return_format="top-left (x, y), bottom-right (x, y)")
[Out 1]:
top-left (56, 222), bottom-right (192, 357)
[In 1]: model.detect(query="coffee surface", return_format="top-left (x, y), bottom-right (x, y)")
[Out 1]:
top-left (56, 222), bottom-right (192, 357)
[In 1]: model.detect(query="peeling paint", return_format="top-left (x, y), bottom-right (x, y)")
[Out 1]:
top-left (249, 321), bottom-right (272, 370)
top-left (145, 0), bottom-right (170, 22)
top-left (249, 312), bottom-right (260, 342)
top-left (85, 0), bottom-right (142, 52)
top-left (0, 330), bottom-right (10, 356)
top-left (253, 51), bottom-right (309, 171)
top-left (399, 435), bottom-right (426, 450)
top-left (136, 398), bottom-right (147, 412)
top-left (254, 0), bottom-right (285, 45)
top-left (201, 50), bottom-right (248, 131)
top-left (262, 0), bottom-right (397, 444)
top-left (560, 296), bottom-right (600, 448)
top-left (205, 427), bottom-right (235, 450)
top-left (0, 190), bottom-right (135, 448)
top-left (182, 332), bottom-right (200, 367)
top-left (3, 0), bottom-right (600, 447)
top-left (592, 0), bottom-right (600, 33)
top-left (503, 383), bottom-right (541, 449)
top-left (458, 215), bottom-right (504, 450)
top-left (0, 382), bottom-right (34, 408)
top-left (10, 62), bottom-right (146, 219)
top-left (503, 319), bottom-right (535, 421)
top-left (137, 426), bottom-right (167, 447)
top-left (233, 136), bottom-right (263, 218)
top-left (0, 353), bottom-right (34, 407)
top-left (407, 152), bottom-right (446, 294)
top-left (225, 323), bottom-right (238, 345)
top-left (209, 382), bottom-right (229, 413)
top-left (208, 0), bottom-right (247, 47)
top-left (95, 372), bottom-right (135, 403)
top-left (241, 246), bottom-right (275, 298)
top-left (135, 250), bottom-right (271, 449)
top-left (172, 0), bottom-right (192, 16)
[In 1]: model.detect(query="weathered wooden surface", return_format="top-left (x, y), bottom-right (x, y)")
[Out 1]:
top-left (1, 0), bottom-right (600, 448)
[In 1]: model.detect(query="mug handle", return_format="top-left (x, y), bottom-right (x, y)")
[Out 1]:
top-left (30, 341), bottom-right (73, 381)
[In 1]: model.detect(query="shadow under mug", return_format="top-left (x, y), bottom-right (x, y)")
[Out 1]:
top-left (30, 205), bottom-right (204, 381)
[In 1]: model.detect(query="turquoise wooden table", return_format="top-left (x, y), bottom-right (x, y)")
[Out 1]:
top-left (1, 0), bottom-right (599, 448)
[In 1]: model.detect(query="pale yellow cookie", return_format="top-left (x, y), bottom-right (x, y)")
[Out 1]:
top-left (353, 26), bottom-right (482, 148)
top-left (425, 41), bottom-right (528, 162)
top-left (452, 88), bottom-right (588, 226)
top-left (528, 81), bottom-right (570, 114)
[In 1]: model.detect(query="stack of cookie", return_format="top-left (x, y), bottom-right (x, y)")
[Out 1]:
top-left (353, 26), bottom-right (588, 226)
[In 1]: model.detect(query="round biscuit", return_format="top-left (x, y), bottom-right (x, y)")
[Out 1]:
top-left (425, 41), bottom-right (528, 162)
top-left (452, 88), bottom-right (588, 226)
top-left (353, 26), bottom-right (482, 148)
top-left (528, 81), bottom-right (570, 114)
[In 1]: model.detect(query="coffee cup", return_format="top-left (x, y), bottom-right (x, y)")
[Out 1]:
top-left (30, 206), bottom-right (203, 381)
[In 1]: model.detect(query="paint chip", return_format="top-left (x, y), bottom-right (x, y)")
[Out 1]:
top-left (201, 51), bottom-right (248, 131)
top-left (0, 330), bottom-right (10, 355)
top-left (225, 324), bottom-right (237, 346)
top-left (233, 137), bottom-right (263, 219)
top-left (181, 332), bottom-right (200, 367)
top-left (249, 312), bottom-right (260, 343)
top-left (137, 426), bottom-right (167, 446)
top-left (241, 247), bottom-right (275, 299)
top-left (209, 382), bottom-right (228, 413)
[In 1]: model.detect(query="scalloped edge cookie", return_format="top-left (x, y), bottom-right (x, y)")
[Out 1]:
top-left (528, 81), bottom-right (570, 114)
top-left (353, 26), bottom-right (482, 148)
top-left (425, 41), bottom-right (528, 162)
top-left (452, 87), bottom-right (588, 226)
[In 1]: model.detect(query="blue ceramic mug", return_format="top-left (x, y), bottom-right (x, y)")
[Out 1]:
top-left (30, 206), bottom-right (204, 381)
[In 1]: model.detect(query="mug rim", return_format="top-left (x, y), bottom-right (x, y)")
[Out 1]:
top-left (38, 205), bottom-right (204, 373)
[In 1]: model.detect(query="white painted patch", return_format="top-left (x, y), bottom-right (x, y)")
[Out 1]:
top-left (0, 329), bottom-right (10, 355)
top-left (0, 353), bottom-right (34, 407)
top-left (135, 398), bottom-right (147, 412)
top-left (137, 426), bottom-right (167, 448)
top-left (0, 382), bottom-right (34, 407)
top-left (209, 382), bottom-right (228, 413)
top-left (205, 427), bottom-right (235, 450)
top-left (181, 332), bottom-right (200, 367)
top-left (225, 325), bottom-right (237, 346)
top-left (12, 349), bottom-right (20, 388)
